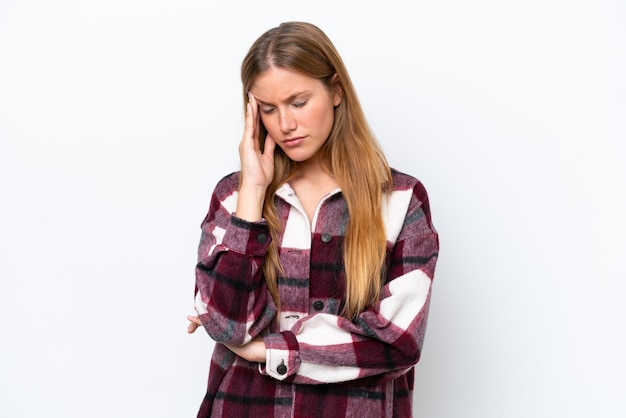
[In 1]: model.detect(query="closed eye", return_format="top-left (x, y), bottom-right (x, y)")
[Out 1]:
top-left (292, 101), bottom-right (307, 108)
top-left (260, 106), bottom-right (276, 114)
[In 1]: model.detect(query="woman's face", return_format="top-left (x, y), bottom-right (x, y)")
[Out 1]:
top-left (250, 67), bottom-right (341, 164)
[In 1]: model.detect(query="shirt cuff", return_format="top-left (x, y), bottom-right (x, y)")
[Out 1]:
top-left (222, 214), bottom-right (271, 255)
top-left (259, 331), bottom-right (300, 381)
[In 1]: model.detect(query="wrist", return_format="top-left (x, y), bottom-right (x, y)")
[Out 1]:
top-left (236, 185), bottom-right (266, 222)
top-left (239, 183), bottom-right (267, 197)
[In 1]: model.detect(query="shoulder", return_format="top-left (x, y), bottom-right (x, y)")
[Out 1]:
top-left (390, 168), bottom-right (430, 201)
top-left (200, 171), bottom-right (241, 226)
top-left (212, 171), bottom-right (241, 200)
top-left (389, 168), bottom-right (434, 219)
top-left (204, 172), bottom-right (241, 217)
top-left (387, 168), bottom-right (437, 236)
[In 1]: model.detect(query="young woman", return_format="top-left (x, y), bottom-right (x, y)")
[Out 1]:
top-left (187, 21), bottom-right (439, 418)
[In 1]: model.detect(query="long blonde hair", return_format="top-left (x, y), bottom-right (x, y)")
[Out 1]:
top-left (240, 22), bottom-right (392, 320)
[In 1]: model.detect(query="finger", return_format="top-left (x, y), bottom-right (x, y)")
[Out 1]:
top-left (187, 315), bottom-right (202, 325)
top-left (248, 92), bottom-right (257, 118)
top-left (187, 319), bottom-right (199, 333)
top-left (263, 133), bottom-right (276, 156)
top-left (186, 315), bottom-right (202, 333)
top-left (223, 343), bottom-right (237, 355)
top-left (248, 93), bottom-right (261, 151)
top-left (242, 102), bottom-right (255, 148)
top-left (187, 322), bottom-right (199, 334)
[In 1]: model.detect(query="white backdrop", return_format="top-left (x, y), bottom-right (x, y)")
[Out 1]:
top-left (1, 1), bottom-right (624, 417)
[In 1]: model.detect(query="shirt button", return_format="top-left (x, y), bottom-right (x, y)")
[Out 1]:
top-left (313, 300), bottom-right (324, 311)
top-left (256, 233), bottom-right (268, 243)
top-left (321, 233), bottom-right (332, 243)
top-left (277, 361), bottom-right (287, 375)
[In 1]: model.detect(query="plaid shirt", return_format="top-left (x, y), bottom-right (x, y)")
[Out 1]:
top-left (194, 169), bottom-right (439, 418)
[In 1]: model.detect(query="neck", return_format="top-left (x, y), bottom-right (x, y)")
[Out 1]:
top-left (294, 156), bottom-right (334, 183)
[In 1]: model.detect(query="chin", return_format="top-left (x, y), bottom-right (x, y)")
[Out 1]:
top-left (282, 151), bottom-right (314, 163)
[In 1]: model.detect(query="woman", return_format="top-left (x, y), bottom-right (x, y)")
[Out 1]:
top-left (187, 21), bottom-right (439, 418)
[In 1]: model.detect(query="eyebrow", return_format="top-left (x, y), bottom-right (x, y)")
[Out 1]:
top-left (255, 91), bottom-right (309, 106)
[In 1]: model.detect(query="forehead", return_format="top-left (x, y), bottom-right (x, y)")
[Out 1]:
top-left (251, 67), bottom-right (324, 102)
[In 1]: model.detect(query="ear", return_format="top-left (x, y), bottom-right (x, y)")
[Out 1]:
top-left (331, 74), bottom-right (343, 106)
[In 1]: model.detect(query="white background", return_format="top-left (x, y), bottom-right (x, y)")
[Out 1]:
top-left (1, 1), bottom-right (624, 417)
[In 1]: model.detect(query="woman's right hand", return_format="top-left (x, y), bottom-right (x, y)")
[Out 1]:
top-left (236, 93), bottom-right (276, 221)
top-left (186, 315), bottom-right (203, 334)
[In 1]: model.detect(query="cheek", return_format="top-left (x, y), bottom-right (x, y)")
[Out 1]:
top-left (304, 107), bottom-right (332, 129)
top-left (312, 106), bottom-right (335, 132)
top-left (259, 114), bottom-right (277, 134)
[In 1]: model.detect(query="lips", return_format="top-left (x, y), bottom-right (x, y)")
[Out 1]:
top-left (282, 136), bottom-right (305, 147)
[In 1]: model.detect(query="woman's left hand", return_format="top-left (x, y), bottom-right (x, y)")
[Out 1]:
top-left (225, 336), bottom-right (267, 363)
top-left (187, 315), bottom-right (266, 363)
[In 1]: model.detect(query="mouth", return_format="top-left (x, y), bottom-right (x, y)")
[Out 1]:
top-left (282, 136), bottom-right (305, 147)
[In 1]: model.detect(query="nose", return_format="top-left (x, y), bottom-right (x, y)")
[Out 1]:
top-left (279, 109), bottom-right (296, 133)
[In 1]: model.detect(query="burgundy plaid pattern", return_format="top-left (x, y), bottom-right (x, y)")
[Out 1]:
top-left (194, 169), bottom-right (439, 417)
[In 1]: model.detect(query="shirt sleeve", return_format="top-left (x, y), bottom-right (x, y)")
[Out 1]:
top-left (260, 181), bottom-right (439, 383)
top-left (194, 174), bottom-right (277, 346)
